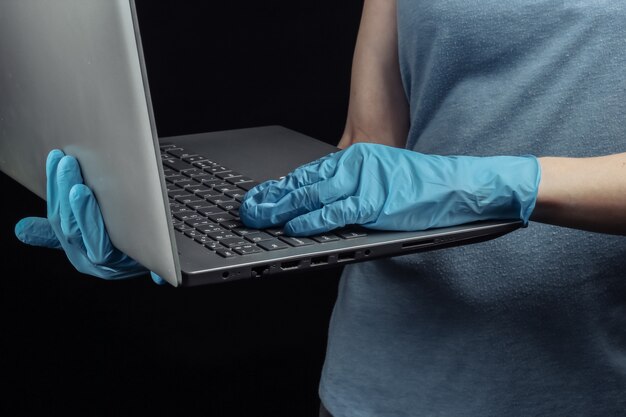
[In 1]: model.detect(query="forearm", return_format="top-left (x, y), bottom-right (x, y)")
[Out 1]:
top-left (532, 153), bottom-right (626, 235)
top-left (337, 0), bottom-right (409, 149)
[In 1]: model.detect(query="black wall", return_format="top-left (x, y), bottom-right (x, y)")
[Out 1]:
top-left (1, 1), bottom-right (363, 416)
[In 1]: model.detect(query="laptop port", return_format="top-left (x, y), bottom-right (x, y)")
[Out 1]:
top-left (251, 265), bottom-right (269, 277)
top-left (337, 252), bottom-right (355, 262)
top-left (310, 256), bottom-right (328, 266)
top-left (280, 260), bottom-right (300, 270)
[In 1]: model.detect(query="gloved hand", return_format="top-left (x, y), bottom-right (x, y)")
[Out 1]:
top-left (14, 149), bottom-right (166, 285)
top-left (239, 142), bottom-right (541, 236)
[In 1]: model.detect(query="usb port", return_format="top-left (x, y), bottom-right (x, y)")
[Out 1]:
top-left (337, 252), bottom-right (355, 262)
top-left (311, 256), bottom-right (328, 266)
top-left (280, 260), bottom-right (300, 270)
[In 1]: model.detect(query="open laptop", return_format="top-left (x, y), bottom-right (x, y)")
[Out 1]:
top-left (0, 0), bottom-right (522, 287)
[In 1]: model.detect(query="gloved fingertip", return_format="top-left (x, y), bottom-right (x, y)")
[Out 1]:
top-left (284, 219), bottom-right (306, 236)
top-left (56, 156), bottom-right (84, 194)
top-left (14, 217), bottom-right (33, 242)
top-left (239, 212), bottom-right (259, 229)
top-left (46, 150), bottom-right (65, 176)
top-left (69, 183), bottom-right (92, 202)
top-left (47, 149), bottom-right (65, 162)
top-left (150, 272), bottom-right (167, 285)
top-left (237, 206), bottom-right (249, 224)
top-left (238, 203), bottom-right (263, 229)
top-left (58, 154), bottom-right (80, 174)
top-left (246, 182), bottom-right (266, 196)
top-left (14, 217), bottom-right (62, 248)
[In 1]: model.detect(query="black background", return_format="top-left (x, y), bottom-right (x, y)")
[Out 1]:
top-left (1, 1), bottom-right (363, 416)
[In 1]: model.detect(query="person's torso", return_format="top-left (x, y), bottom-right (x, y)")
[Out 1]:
top-left (320, 1), bottom-right (626, 416)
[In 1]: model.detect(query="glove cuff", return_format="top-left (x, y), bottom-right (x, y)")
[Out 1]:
top-left (518, 155), bottom-right (541, 226)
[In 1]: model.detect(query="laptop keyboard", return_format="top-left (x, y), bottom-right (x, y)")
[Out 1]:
top-left (159, 143), bottom-right (367, 258)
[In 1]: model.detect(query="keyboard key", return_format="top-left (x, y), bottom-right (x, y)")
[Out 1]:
top-left (206, 195), bottom-right (236, 205)
top-left (257, 239), bottom-right (290, 251)
top-left (185, 184), bottom-right (207, 193)
top-left (204, 165), bottom-right (231, 175)
top-left (220, 220), bottom-right (244, 230)
top-left (174, 194), bottom-right (198, 204)
top-left (168, 175), bottom-right (190, 182)
top-left (189, 173), bottom-right (214, 182)
top-left (233, 245), bottom-right (263, 255)
top-left (218, 201), bottom-right (241, 212)
top-left (266, 228), bottom-right (285, 237)
top-left (164, 147), bottom-right (183, 153)
top-left (219, 237), bottom-right (248, 248)
top-left (182, 155), bottom-right (207, 163)
top-left (193, 160), bottom-right (217, 169)
top-left (181, 168), bottom-right (204, 178)
top-left (279, 236), bottom-right (315, 247)
top-left (216, 249), bottom-right (237, 258)
top-left (162, 158), bottom-right (195, 172)
top-left (165, 174), bottom-right (185, 183)
top-left (193, 235), bottom-right (213, 245)
top-left (195, 189), bottom-right (222, 198)
top-left (232, 227), bottom-right (257, 236)
top-left (336, 229), bottom-right (368, 239)
top-left (225, 190), bottom-right (246, 199)
top-left (174, 223), bottom-right (194, 232)
top-left (209, 181), bottom-right (231, 189)
top-left (203, 240), bottom-right (221, 250)
top-left (215, 171), bottom-right (242, 180)
top-left (168, 189), bottom-right (192, 198)
top-left (197, 206), bottom-right (224, 216)
top-left (198, 178), bottom-right (221, 187)
top-left (208, 213), bottom-right (237, 223)
top-left (166, 148), bottom-right (193, 158)
top-left (169, 204), bottom-right (190, 214)
top-left (196, 223), bottom-right (223, 234)
top-left (184, 230), bottom-right (204, 239)
top-left (184, 218), bottom-right (211, 227)
top-left (213, 184), bottom-right (240, 193)
top-left (311, 234), bottom-right (341, 243)
top-left (207, 230), bottom-right (237, 241)
top-left (237, 181), bottom-right (261, 191)
top-left (175, 179), bottom-right (196, 189)
top-left (245, 232), bottom-right (274, 243)
top-left (186, 200), bottom-right (211, 210)
top-left (227, 176), bottom-right (254, 185)
top-left (159, 143), bottom-right (176, 150)
top-left (173, 210), bottom-right (197, 220)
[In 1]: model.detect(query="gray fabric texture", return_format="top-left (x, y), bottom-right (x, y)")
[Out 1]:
top-left (319, 1), bottom-right (626, 416)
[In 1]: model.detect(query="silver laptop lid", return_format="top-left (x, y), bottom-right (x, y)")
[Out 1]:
top-left (0, 0), bottom-right (181, 285)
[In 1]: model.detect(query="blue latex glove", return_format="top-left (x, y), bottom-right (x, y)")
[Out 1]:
top-left (239, 143), bottom-right (541, 236)
top-left (14, 149), bottom-right (166, 285)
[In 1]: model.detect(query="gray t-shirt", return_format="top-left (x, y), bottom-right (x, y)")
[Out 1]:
top-left (319, 1), bottom-right (626, 416)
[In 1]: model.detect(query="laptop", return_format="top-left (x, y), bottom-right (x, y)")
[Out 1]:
top-left (0, 0), bottom-right (522, 287)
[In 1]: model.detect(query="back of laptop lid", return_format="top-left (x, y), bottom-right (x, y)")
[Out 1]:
top-left (0, 0), bottom-right (181, 285)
